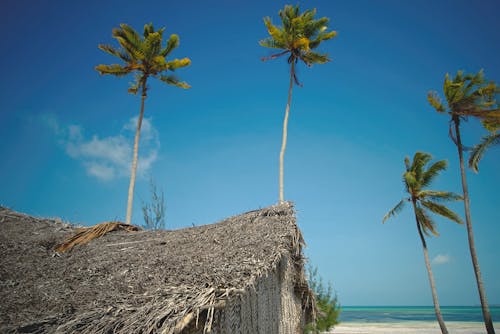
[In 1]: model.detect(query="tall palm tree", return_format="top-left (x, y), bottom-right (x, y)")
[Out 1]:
top-left (428, 70), bottom-right (499, 334)
top-left (259, 5), bottom-right (336, 203)
top-left (96, 23), bottom-right (191, 225)
top-left (383, 152), bottom-right (463, 334)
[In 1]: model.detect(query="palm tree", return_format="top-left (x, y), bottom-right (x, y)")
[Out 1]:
top-left (428, 70), bottom-right (499, 334)
top-left (259, 5), bottom-right (336, 203)
top-left (96, 23), bottom-right (191, 225)
top-left (383, 152), bottom-right (463, 334)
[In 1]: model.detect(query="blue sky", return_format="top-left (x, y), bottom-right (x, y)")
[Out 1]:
top-left (1, 0), bottom-right (499, 306)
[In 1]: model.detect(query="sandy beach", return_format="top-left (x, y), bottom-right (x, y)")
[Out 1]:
top-left (329, 321), bottom-right (491, 334)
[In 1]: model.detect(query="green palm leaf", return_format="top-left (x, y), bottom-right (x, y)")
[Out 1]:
top-left (421, 160), bottom-right (447, 187)
top-left (95, 64), bottom-right (132, 77)
top-left (159, 74), bottom-right (191, 89)
top-left (161, 34), bottom-right (180, 57)
top-left (382, 199), bottom-right (407, 224)
top-left (419, 190), bottom-right (463, 202)
top-left (468, 132), bottom-right (500, 173)
top-left (415, 206), bottom-right (439, 236)
top-left (98, 44), bottom-right (131, 63)
top-left (421, 201), bottom-right (464, 225)
top-left (427, 91), bottom-right (446, 113)
top-left (301, 51), bottom-right (330, 66)
top-left (167, 58), bottom-right (191, 71)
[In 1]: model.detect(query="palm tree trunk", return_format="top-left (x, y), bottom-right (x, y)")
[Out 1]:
top-left (125, 80), bottom-right (148, 225)
top-left (279, 61), bottom-right (295, 203)
top-left (412, 202), bottom-right (449, 334)
top-left (453, 117), bottom-right (496, 334)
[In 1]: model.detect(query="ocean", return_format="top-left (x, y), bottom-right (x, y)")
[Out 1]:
top-left (340, 306), bottom-right (500, 323)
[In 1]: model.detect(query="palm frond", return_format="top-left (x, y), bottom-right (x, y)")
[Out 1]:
top-left (303, 16), bottom-right (328, 38)
top-left (95, 64), bottom-right (132, 76)
top-left (143, 22), bottom-right (154, 37)
top-left (259, 37), bottom-right (287, 50)
top-left (263, 17), bottom-right (285, 43)
top-left (421, 159), bottom-right (447, 187)
top-left (419, 190), bottom-right (463, 202)
top-left (161, 34), bottom-right (180, 57)
top-left (119, 24), bottom-right (142, 50)
top-left (310, 31), bottom-right (337, 49)
top-left (158, 74), bottom-right (191, 89)
top-left (403, 170), bottom-right (417, 191)
top-left (167, 58), bottom-right (191, 71)
top-left (114, 35), bottom-right (144, 61)
top-left (427, 91), bottom-right (446, 113)
top-left (55, 222), bottom-right (140, 253)
top-left (416, 206), bottom-right (439, 237)
top-left (421, 201), bottom-right (464, 225)
top-left (468, 131), bottom-right (500, 173)
top-left (410, 151), bottom-right (432, 185)
top-left (301, 51), bottom-right (330, 66)
top-left (143, 31), bottom-right (163, 60)
top-left (98, 44), bottom-right (131, 63)
top-left (382, 199), bottom-right (407, 223)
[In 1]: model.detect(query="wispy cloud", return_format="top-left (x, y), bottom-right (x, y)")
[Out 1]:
top-left (45, 115), bottom-right (159, 181)
top-left (432, 254), bottom-right (450, 265)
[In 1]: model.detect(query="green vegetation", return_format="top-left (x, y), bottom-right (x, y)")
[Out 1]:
top-left (259, 4), bottom-right (336, 203)
top-left (469, 130), bottom-right (500, 173)
top-left (141, 177), bottom-right (166, 230)
top-left (467, 77), bottom-right (500, 174)
top-left (428, 70), bottom-right (499, 334)
top-left (383, 152), bottom-right (464, 334)
top-left (305, 264), bottom-right (340, 333)
top-left (96, 23), bottom-right (191, 225)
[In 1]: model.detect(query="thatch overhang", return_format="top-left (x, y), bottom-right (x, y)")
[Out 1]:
top-left (0, 202), bottom-right (314, 333)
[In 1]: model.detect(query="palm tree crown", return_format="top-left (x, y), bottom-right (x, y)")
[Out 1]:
top-left (428, 70), bottom-right (499, 141)
top-left (259, 4), bottom-right (336, 84)
top-left (96, 23), bottom-right (191, 93)
top-left (383, 152), bottom-right (463, 234)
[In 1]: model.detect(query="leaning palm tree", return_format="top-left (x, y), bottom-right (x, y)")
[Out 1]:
top-left (96, 23), bottom-right (191, 225)
top-left (428, 70), bottom-right (499, 334)
top-left (259, 5), bottom-right (336, 203)
top-left (383, 152), bottom-right (463, 334)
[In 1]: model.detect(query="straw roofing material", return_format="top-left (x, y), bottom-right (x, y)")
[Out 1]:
top-left (0, 202), bottom-right (314, 333)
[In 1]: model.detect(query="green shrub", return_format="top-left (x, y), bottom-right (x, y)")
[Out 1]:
top-left (141, 177), bottom-right (165, 230)
top-left (305, 264), bottom-right (340, 333)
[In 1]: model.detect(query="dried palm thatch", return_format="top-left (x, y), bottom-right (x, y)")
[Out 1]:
top-left (0, 202), bottom-right (314, 334)
top-left (54, 221), bottom-right (140, 253)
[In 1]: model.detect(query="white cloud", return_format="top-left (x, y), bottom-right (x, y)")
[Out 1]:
top-left (432, 254), bottom-right (451, 265)
top-left (47, 116), bottom-right (159, 181)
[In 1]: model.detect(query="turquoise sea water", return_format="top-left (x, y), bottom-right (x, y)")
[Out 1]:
top-left (340, 306), bottom-right (500, 323)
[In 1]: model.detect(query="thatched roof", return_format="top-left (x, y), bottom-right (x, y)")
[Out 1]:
top-left (0, 202), bottom-right (313, 333)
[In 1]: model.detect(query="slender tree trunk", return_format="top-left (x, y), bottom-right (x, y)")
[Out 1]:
top-left (412, 201), bottom-right (449, 334)
top-left (125, 80), bottom-right (148, 225)
top-left (279, 61), bottom-right (295, 203)
top-left (453, 117), bottom-right (496, 334)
